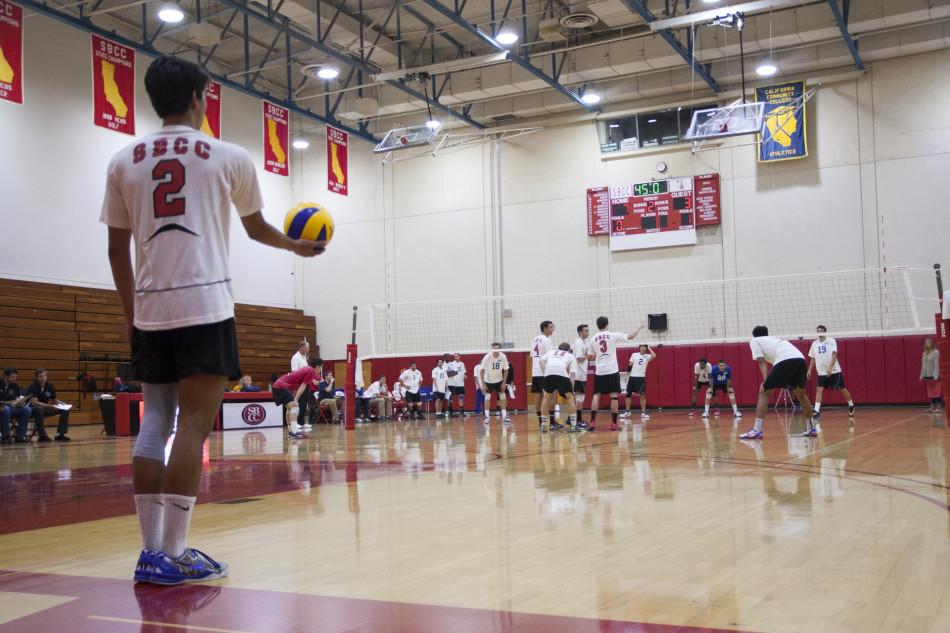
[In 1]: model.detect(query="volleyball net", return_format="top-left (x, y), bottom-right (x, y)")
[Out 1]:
top-left (353, 266), bottom-right (942, 357)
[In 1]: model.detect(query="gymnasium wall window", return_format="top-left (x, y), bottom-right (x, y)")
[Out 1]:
top-left (597, 103), bottom-right (717, 153)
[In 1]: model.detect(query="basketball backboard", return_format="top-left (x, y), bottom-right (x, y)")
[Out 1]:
top-left (683, 101), bottom-right (765, 141)
top-left (373, 124), bottom-right (440, 153)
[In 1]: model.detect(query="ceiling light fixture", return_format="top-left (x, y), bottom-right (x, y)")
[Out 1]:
top-left (317, 66), bottom-right (340, 80)
top-left (647, 118), bottom-right (657, 123)
top-left (756, 60), bottom-right (778, 76)
top-left (292, 138), bottom-right (310, 150)
top-left (425, 119), bottom-right (442, 130)
top-left (581, 92), bottom-right (601, 105)
top-left (157, 2), bottom-right (184, 23)
top-left (495, 30), bottom-right (519, 46)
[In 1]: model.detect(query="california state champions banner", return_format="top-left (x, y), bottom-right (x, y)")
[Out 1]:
top-left (757, 80), bottom-right (807, 162)
top-left (0, 0), bottom-right (23, 105)
top-left (326, 125), bottom-right (348, 196)
top-left (200, 80), bottom-right (221, 139)
top-left (262, 100), bottom-right (288, 176)
top-left (91, 35), bottom-right (135, 135)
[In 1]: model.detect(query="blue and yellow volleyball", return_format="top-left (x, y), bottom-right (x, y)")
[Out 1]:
top-left (283, 202), bottom-right (334, 242)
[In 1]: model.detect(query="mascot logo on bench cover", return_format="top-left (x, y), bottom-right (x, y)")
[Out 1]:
top-left (242, 404), bottom-right (266, 426)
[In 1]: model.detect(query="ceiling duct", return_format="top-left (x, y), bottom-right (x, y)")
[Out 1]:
top-left (560, 11), bottom-right (599, 29)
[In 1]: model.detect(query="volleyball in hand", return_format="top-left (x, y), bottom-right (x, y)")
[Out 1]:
top-left (284, 202), bottom-right (334, 243)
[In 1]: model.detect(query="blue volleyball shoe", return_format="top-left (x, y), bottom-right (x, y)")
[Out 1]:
top-left (134, 548), bottom-right (229, 585)
top-left (739, 429), bottom-right (763, 440)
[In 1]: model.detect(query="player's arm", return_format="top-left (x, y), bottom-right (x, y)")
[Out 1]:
top-left (756, 358), bottom-right (769, 381)
top-left (807, 356), bottom-right (815, 379)
top-left (107, 227), bottom-right (136, 343)
top-left (293, 382), bottom-right (308, 401)
top-left (647, 346), bottom-right (656, 360)
top-left (626, 323), bottom-right (645, 340)
top-left (240, 212), bottom-right (326, 257)
top-left (828, 350), bottom-right (838, 374)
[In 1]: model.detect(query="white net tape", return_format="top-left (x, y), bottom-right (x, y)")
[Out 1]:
top-left (358, 267), bottom-right (940, 357)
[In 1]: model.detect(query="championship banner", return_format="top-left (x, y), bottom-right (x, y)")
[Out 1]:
top-left (757, 80), bottom-right (807, 162)
top-left (326, 125), bottom-right (348, 196)
top-left (200, 80), bottom-right (221, 139)
top-left (262, 100), bottom-right (288, 176)
top-left (0, 0), bottom-right (23, 105)
top-left (91, 35), bottom-right (134, 135)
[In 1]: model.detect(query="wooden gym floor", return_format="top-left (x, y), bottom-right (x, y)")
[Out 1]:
top-left (1, 406), bottom-right (949, 633)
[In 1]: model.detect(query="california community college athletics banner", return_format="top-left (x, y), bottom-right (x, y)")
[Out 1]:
top-left (757, 80), bottom-right (807, 162)
top-left (262, 100), bottom-right (289, 176)
top-left (91, 35), bottom-right (135, 135)
top-left (326, 125), bottom-right (348, 196)
top-left (0, 0), bottom-right (23, 105)
top-left (200, 80), bottom-right (222, 139)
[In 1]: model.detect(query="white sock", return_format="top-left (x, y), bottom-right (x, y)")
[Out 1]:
top-left (161, 494), bottom-right (196, 558)
top-left (732, 404), bottom-right (738, 414)
top-left (753, 418), bottom-right (763, 432)
top-left (848, 400), bottom-right (854, 406)
top-left (814, 403), bottom-right (821, 413)
top-left (501, 409), bottom-right (507, 418)
top-left (134, 494), bottom-right (164, 552)
top-left (704, 404), bottom-right (710, 414)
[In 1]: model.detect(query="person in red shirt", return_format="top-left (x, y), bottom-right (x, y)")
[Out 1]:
top-left (273, 358), bottom-right (322, 438)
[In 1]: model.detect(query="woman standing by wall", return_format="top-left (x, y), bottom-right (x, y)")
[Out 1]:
top-left (921, 339), bottom-right (942, 413)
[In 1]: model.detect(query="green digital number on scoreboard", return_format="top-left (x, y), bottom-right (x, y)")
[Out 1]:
top-left (632, 180), bottom-right (668, 196)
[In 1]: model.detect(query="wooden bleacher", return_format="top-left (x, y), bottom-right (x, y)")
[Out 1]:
top-left (0, 278), bottom-right (317, 413)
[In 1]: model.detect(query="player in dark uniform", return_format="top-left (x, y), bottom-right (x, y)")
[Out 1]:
top-left (703, 360), bottom-right (741, 419)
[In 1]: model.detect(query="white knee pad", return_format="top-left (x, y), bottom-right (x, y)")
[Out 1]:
top-left (286, 401), bottom-right (299, 423)
top-left (575, 392), bottom-right (585, 407)
top-left (133, 383), bottom-right (179, 461)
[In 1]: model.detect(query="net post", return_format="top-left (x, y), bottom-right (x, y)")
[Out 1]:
top-left (345, 305), bottom-right (358, 430)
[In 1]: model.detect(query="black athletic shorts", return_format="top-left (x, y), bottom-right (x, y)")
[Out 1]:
top-left (594, 372), bottom-right (621, 395)
top-left (817, 372), bottom-right (846, 390)
top-left (132, 318), bottom-right (240, 383)
top-left (484, 381), bottom-right (503, 394)
top-left (694, 380), bottom-right (710, 390)
top-left (449, 385), bottom-right (465, 396)
top-left (711, 381), bottom-right (732, 395)
top-left (626, 376), bottom-right (646, 396)
top-left (272, 388), bottom-right (295, 406)
top-left (433, 391), bottom-right (446, 401)
top-left (573, 380), bottom-right (586, 393)
top-left (763, 358), bottom-right (807, 390)
top-left (405, 391), bottom-right (421, 403)
top-left (542, 375), bottom-right (572, 397)
top-left (530, 376), bottom-right (544, 394)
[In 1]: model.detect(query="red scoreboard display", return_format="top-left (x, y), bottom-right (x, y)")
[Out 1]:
top-left (586, 174), bottom-right (720, 251)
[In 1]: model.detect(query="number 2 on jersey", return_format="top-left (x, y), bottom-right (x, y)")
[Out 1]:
top-left (152, 159), bottom-right (186, 218)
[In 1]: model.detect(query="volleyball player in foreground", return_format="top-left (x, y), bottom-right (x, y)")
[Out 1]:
top-left (102, 56), bottom-right (324, 585)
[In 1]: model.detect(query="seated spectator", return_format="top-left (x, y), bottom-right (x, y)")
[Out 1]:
top-left (114, 376), bottom-right (141, 393)
top-left (1, 367), bottom-right (32, 444)
top-left (26, 368), bottom-right (71, 442)
top-left (231, 375), bottom-right (263, 392)
top-left (359, 376), bottom-right (392, 421)
top-left (390, 379), bottom-right (408, 418)
top-left (317, 372), bottom-right (341, 422)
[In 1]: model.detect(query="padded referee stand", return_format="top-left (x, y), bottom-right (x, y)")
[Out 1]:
top-left (344, 344), bottom-right (357, 430)
top-left (936, 314), bottom-right (950, 403)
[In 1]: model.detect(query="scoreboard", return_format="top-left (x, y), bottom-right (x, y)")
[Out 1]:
top-left (587, 173), bottom-right (720, 251)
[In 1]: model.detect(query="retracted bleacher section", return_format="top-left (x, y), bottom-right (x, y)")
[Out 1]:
top-left (0, 278), bottom-right (316, 413)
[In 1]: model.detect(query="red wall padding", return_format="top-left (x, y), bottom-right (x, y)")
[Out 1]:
top-left (329, 334), bottom-right (932, 409)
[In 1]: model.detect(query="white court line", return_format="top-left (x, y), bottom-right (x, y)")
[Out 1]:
top-left (88, 615), bottom-right (257, 633)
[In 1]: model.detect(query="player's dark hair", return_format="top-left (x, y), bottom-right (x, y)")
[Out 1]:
top-left (577, 324), bottom-right (588, 334)
top-left (145, 55), bottom-right (209, 119)
top-left (718, 359), bottom-right (725, 363)
top-left (699, 357), bottom-right (707, 364)
top-left (816, 324), bottom-right (827, 332)
top-left (410, 361), bottom-right (417, 366)
top-left (540, 320), bottom-right (553, 332)
top-left (309, 358), bottom-right (323, 368)
top-left (558, 342), bottom-right (571, 351)
top-left (35, 368), bottom-right (47, 376)
top-left (491, 342), bottom-right (501, 348)
top-left (596, 316), bottom-right (608, 329)
top-left (3, 367), bottom-right (16, 376)
top-left (639, 344), bottom-right (648, 351)
top-left (752, 325), bottom-right (769, 337)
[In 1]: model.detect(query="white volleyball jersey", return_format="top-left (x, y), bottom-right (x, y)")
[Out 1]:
top-left (694, 362), bottom-right (712, 382)
top-left (446, 360), bottom-right (466, 387)
top-left (399, 369), bottom-right (423, 393)
top-left (542, 349), bottom-right (577, 380)
top-left (629, 353), bottom-right (652, 378)
top-left (480, 353), bottom-right (509, 383)
top-left (530, 334), bottom-right (553, 374)
top-left (808, 337), bottom-right (841, 375)
top-left (750, 336), bottom-right (804, 365)
top-left (572, 337), bottom-right (590, 381)
top-left (432, 366), bottom-right (449, 392)
top-left (100, 125), bottom-right (264, 330)
top-left (588, 331), bottom-right (628, 375)
top-left (291, 351), bottom-right (308, 371)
